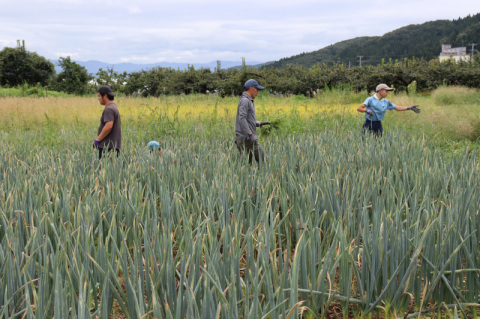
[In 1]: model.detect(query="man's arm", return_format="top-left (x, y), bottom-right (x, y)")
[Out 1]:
top-left (357, 103), bottom-right (368, 113)
top-left (357, 103), bottom-right (374, 115)
top-left (96, 121), bottom-right (113, 141)
top-left (395, 105), bottom-right (420, 113)
top-left (394, 106), bottom-right (409, 111)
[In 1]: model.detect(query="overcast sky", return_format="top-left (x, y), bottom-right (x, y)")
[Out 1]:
top-left (1, 0), bottom-right (480, 64)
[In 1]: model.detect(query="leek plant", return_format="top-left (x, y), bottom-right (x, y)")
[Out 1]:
top-left (0, 127), bottom-right (479, 318)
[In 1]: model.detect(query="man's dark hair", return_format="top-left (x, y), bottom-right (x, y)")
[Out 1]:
top-left (98, 85), bottom-right (115, 100)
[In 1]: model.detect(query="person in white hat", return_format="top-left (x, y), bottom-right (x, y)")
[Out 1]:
top-left (357, 83), bottom-right (420, 136)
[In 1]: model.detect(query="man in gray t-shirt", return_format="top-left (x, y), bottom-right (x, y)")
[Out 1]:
top-left (93, 85), bottom-right (122, 159)
top-left (235, 79), bottom-right (269, 164)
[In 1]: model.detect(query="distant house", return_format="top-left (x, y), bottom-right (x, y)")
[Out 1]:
top-left (439, 44), bottom-right (470, 62)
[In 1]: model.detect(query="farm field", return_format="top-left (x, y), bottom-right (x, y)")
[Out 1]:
top-left (1, 87), bottom-right (479, 318)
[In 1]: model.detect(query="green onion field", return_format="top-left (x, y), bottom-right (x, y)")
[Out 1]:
top-left (1, 87), bottom-right (479, 318)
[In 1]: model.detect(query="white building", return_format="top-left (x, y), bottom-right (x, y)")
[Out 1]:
top-left (439, 44), bottom-right (470, 62)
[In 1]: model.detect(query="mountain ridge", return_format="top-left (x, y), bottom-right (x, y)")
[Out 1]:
top-left (266, 13), bottom-right (480, 68)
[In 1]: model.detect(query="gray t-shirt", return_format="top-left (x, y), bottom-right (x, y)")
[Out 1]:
top-left (97, 102), bottom-right (122, 149)
top-left (235, 92), bottom-right (259, 140)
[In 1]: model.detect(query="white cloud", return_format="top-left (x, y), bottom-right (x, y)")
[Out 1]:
top-left (125, 5), bottom-right (142, 14)
top-left (1, 0), bottom-right (479, 64)
top-left (120, 56), bottom-right (154, 63)
top-left (55, 52), bottom-right (82, 59)
top-left (0, 39), bottom-right (16, 47)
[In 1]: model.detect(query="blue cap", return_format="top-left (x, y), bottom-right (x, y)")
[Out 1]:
top-left (244, 79), bottom-right (264, 91)
top-left (147, 141), bottom-right (161, 150)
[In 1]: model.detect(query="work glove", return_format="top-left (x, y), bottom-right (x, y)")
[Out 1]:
top-left (248, 134), bottom-right (259, 143)
top-left (407, 105), bottom-right (421, 113)
top-left (260, 121), bottom-right (271, 127)
top-left (93, 139), bottom-right (100, 148)
top-left (365, 109), bottom-right (374, 116)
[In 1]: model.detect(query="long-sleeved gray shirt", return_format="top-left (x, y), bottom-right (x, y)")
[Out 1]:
top-left (235, 92), bottom-right (260, 140)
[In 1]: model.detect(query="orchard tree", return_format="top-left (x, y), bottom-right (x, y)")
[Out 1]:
top-left (0, 40), bottom-right (55, 87)
top-left (95, 67), bottom-right (127, 93)
top-left (55, 56), bottom-right (92, 94)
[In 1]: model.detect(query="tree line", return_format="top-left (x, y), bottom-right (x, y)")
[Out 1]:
top-left (1, 41), bottom-right (480, 97)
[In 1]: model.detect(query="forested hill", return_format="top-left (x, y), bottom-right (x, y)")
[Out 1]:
top-left (266, 13), bottom-right (480, 68)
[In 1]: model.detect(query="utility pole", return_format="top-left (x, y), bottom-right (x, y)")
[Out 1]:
top-left (357, 56), bottom-right (363, 67)
top-left (469, 43), bottom-right (477, 62)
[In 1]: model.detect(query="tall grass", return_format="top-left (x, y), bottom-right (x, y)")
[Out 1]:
top-left (0, 85), bottom-right (73, 98)
top-left (432, 86), bottom-right (480, 106)
top-left (5, 86), bottom-right (471, 142)
top-left (0, 93), bottom-right (359, 140)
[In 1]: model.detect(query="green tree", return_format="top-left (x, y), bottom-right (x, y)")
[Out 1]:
top-left (95, 67), bottom-right (127, 93)
top-left (55, 56), bottom-right (92, 94)
top-left (0, 40), bottom-right (55, 87)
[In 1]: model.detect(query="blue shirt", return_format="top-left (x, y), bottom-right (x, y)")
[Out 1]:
top-left (147, 141), bottom-right (161, 150)
top-left (363, 94), bottom-right (396, 121)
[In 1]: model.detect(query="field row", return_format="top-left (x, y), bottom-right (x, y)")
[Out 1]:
top-left (1, 130), bottom-right (479, 318)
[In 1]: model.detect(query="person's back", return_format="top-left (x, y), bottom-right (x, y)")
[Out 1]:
top-left (147, 140), bottom-right (176, 161)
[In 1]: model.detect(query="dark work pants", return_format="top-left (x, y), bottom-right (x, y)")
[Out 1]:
top-left (235, 136), bottom-right (265, 164)
top-left (362, 120), bottom-right (383, 137)
top-left (98, 148), bottom-right (120, 160)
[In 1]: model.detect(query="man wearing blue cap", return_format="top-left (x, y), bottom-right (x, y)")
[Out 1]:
top-left (235, 79), bottom-right (270, 164)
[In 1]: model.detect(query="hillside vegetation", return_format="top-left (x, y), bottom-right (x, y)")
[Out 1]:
top-left (268, 13), bottom-right (480, 67)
